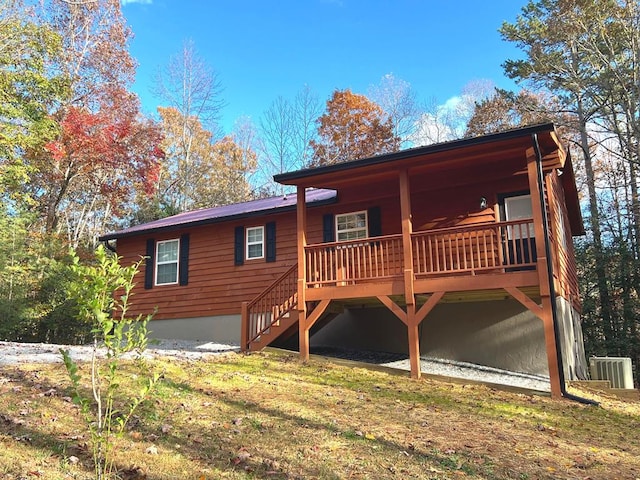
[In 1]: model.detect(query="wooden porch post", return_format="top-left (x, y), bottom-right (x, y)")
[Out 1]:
top-left (296, 186), bottom-right (309, 361)
top-left (399, 169), bottom-right (415, 303)
top-left (406, 304), bottom-right (421, 378)
top-left (399, 169), bottom-right (420, 377)
top-left (240, 301), bottom-right (249, 351)
top-left (526, 147), bottom-right (562, 399)
top-left (545, 173), bottom-right (562, 288)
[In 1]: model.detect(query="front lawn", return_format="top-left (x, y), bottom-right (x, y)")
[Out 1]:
top-left (0, 350), bottom-right (638, 479)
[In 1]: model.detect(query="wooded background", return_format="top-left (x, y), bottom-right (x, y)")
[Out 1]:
top-left (1, 0), bottom-right (638, 384)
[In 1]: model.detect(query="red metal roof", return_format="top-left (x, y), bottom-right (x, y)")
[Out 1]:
top-left (100, 188), bottom-right (336, 241)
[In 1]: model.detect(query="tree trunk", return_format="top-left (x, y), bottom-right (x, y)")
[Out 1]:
top-left (576, 96), bottom-right (615, 348)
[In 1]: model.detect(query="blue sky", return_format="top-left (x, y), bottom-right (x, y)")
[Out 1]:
top-left (121, 0), bottom-right (528, 135)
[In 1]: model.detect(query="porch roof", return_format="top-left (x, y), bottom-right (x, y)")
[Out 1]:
top-left (100, 188), bottom-right (337, 241)
top-left (274, 123), bottom-right (564, 188)
top-left (274, 123), bottom-right (584, 236)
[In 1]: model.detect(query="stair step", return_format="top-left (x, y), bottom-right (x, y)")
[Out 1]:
top-left (248, 312), bottom-right (299, 351)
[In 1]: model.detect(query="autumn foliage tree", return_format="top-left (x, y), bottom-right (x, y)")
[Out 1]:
top-left (2, 0), bottom-right (165, 243)
top-left (12, 0), bottom-right (165, 245)
top-left (0, 0), bottom-right (164, 342)
top-left (33, 87), bottom-right (163, 245)
top-left (0, 1), bottom-right (67, 203)
top-left (154, 106), bottom-right (217, 213)
top-left (46, 0), bottom-right (136, 108)
top-left (210, 135), bottom-right (256, 205)
top-left (145, 107), bottom-right (255, 216)
top-left (309, 89), bottom-right (400, 167)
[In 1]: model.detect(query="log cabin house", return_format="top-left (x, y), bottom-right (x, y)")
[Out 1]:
top-left (100, 123), bottom-right (588, 398)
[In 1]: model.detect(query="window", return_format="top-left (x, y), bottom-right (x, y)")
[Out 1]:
top-left (246, 226), bottom-right (264, 259)
top-left (336, 211), bottom-right (368, 242)
top-left (156, 239), bottom-right (179, 285)
top-left (504, 194), bottom-right (535, 239)
top-left (556, 202), bottom-right (569, 250)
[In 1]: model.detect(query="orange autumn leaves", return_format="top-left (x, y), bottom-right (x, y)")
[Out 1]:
top-left (309, 89), bottom-right (400, 167)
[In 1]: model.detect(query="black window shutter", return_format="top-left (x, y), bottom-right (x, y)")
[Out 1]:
top-left (323, 214), bottom-right (335, 243)
top-left (144, 238), bottom-right (155, 289)
top-left (368, 206), bottom-right (382, 237)
top-left (266, 222), bottom-right (276, 262)
top-left (234, 226), bottom-right (244, 265)
top-left (179, 234), bottom-right (190, 286)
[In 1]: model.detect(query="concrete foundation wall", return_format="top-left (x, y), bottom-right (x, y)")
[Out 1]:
top-left (310, 309), bottom-right (409, 353)
top-left (311, 299), bottom-right (550, 376)
top-left (555, 297), bottom-right (589, 380)
top-left (145, 297), bottom-right (589, 382)
top-left (148, 314), bottom-right (241, 344)
top-left (420, 300), bottom-right (549, 375)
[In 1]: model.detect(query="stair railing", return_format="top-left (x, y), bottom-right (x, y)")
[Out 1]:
top-left (241, 263), bottom-right (298, 350)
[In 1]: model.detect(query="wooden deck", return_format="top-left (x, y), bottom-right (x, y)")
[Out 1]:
top-left (243, 220), bottom-right (541, 350)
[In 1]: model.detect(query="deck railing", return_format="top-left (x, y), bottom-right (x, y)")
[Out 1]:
top-left (242, 263), bottom-right (298, 348)
top-left (243, 220), bottom-right (538, 348)
top-left (303, 220), bottom-right (537, 288)
top-left (412, 219), bottom-right (537, 276)
top-left (305, 234), bottom-right (404, 287)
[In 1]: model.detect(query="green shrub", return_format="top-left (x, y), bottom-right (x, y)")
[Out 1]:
top-left (60, 245), bottom-right (159, 479)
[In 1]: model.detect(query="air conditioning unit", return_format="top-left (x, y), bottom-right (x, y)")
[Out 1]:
top-left (589, 357), bottom-right (635, 389)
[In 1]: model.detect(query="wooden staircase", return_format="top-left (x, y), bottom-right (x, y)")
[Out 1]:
top-left (246, 310), bottom-right (299, 351)
top-left (241, 264), bottom-right (299, 351)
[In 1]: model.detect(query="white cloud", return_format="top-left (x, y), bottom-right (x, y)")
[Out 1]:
top-left (121, 0), bottom-right (152, 5)
top-left (410, 112), bottom-right (456, 147)
top-left (409, 96), bottom-right (467, 147)
top-left (442, 96), bottom-right (462, 111)
top-left (410, 88), bottom-right (493, 147)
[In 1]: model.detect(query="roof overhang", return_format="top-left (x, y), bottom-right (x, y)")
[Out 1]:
top-left (274, 123), bottom-right (565, 189)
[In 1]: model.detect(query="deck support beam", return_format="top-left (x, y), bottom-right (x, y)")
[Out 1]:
top-left (527, 147), bottom-right (562, 399)
top-left (406, 304), bottom-right (420, 379)
top-left (415, 291), bottom-right (445, 324)
top-left (376, 295), bottom-right (409, 326)
top-left (304, 299), bottom-right (331, 331)
top-left (504, 287), bottom-right (543, 319)
top-left (377, 291), bottom-right (445, 379)
top-left (298, 299), bottom-right (332, 362)
top-left (240, 301), bottom-right (249, 351)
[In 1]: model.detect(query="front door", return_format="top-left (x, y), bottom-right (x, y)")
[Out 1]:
top-left (503, 194), bottom-right (536, 267)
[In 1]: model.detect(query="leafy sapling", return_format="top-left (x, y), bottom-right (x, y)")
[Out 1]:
top-left (60, 245), bottom-right (159, 479)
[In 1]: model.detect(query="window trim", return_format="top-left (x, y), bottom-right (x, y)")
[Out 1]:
top-left (335, 210), bottom-right (368, 242)
top-left (155, 238), bottom-right (180, 286)
top-left (246, 225), bottom-right (265, 260)
top-left (555, 201), bottom-right (569, 250)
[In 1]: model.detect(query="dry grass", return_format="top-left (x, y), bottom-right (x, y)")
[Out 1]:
top-left (0, 350), bottom-right (639, 479)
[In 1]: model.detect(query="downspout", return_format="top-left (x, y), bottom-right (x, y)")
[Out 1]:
top-left (532, 133), bottom-right (599, 406)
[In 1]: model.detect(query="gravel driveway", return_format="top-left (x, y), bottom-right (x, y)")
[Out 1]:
top-left (0, 340), bottom-right (551, 392)
top-left (0, 339), bottom-right (239, 365)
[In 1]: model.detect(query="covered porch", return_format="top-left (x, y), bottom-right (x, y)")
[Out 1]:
top-left (244, 124), bottom-right (582, 399)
